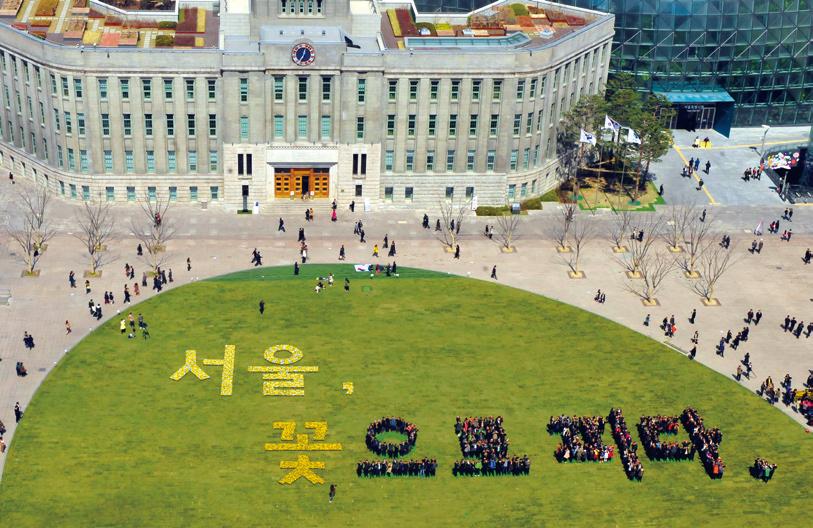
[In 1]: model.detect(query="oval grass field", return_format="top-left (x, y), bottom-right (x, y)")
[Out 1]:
top-left (0, 265), bottom-right (810, 527)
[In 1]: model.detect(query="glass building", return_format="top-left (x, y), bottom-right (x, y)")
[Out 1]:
top-left (420, 0), bottom-right (813, 134)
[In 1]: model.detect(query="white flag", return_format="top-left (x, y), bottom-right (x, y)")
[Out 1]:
top-left (579, 129), bottom-right (596, 145)
top-left (627, 128), bottom-right (642, 144)
top-left (603, 115), bottom-right (621, 132)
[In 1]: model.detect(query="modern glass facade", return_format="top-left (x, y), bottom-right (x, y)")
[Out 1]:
top-left (557, 0), bottom-right (813, 127)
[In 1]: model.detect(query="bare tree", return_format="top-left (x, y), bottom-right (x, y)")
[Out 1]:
top-left (74, 200), bottom-right (116, 276)
top-left (565, 216), bottom-right (594, 277)
top-left (130, 192), bottom-right (176, 273)
top-left (677, 212), bottom-right (714, 278)
top-left (7, 217), bottom-right (54, 276)
top-left (625, 250), bottom-right (675, 305)
top-left (550, 203), bottom-right (576, 252)
top-left (608, 209), bottom-right (632, 253)
top-left (18, 184), bottom-right (52, 250)
top-left (691, 243), bottom-right (737, 305)
top-left (496, 214), bottom-right (520, 252)
top-left (661, 205), bottom-right (695, 253)
top-left (617, 214), bottom-right (664, 278)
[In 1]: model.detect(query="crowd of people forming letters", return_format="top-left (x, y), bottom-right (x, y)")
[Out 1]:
top-left (548, 415), bottom-right (614, 463)
top-left (357, 417), bottom-right (437, 478)
top-left (453, 416), bottom-right (530, 476)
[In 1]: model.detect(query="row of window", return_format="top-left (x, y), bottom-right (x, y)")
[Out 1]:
top-left (48, 145), bottom-right (218, 174)
top-left (58, 183), bottom-right (220, 202)
top-left (383, 145), bottom-right (545, 173)
top-left (385, 110), bottom-right (546, 139)
top-left (380, 181), bottom-right (541, 202)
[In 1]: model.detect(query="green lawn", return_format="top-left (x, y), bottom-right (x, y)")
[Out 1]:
top-left (0, 265), bottom-right (810, 527)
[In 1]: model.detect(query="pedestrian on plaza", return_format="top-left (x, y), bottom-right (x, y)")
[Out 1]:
top-left (786, 229), bottom-right (793, 241)
top-left (85, 279), bottom-right (91, 294)
top-left (0, 436), bottom-right (6, 455)
top-left (134, 282), bottom-right (140, 295)
top-left (305, 209), bottom-right (311, 222)
top-left (14, 402), bottom-right (23, 423)
top-left (757, 239), bottom-right (763, 253)
top-left (294, 261), bottom-right (300, 275)
top-left (301, 246), bottom-right (307, 264)
top-left (754, 310), bottom-right (762, 325)
top-left (69, 270), bottom-right (76, 288)
top-left (689, 157), bottom-right (695, 168)
top-left (310, 208), bottom-right (315, 221)
top-left (137, 243), bottom-right (143, 256)
top-left (491, 265), bottom-right (497, 280)
top-left (373, 244), bottom-right (379, 258)
top-left (168, 269), bottom-right (173, 283)
top-left (658, 184), bottom-right (664, 196)
top-left (349, 200), bottom-right (355, 213)
top-left (694, 158), bottom-right (700, 171)
top-left (124, 285), bottom-right (131, 303)
top-left (95, 303), bottom-right (102, 320)
top-left (736, 365), bottom-right (743, 381)
top-left (691, 330), bottom-right (699, 344)
top-left (360, 229), bottom-right (366, 243)
top-left (339, 245), bottom-right (346, 261)
top-left (697, 178), bottom-right (704, 191)
top-left (383, 235), bottom-right (389, 249)
top-left (104, 291), bottom-right (110, 305)
top-left (643, 314), bottom-right (650, 326)
top-left (259, 300), bottom-right (265, 315)
top-left (344, 278), bottom-right (350, 292)
top-left (331, 209), bottom-right (337, 222)
top-left (23, 331), bottom-right (34, 349)
top-left (298, 228), bottom-right (305, 242)
top-left (699, 209), bottom-right (706, 222)
top-left (279, 218), bottom-right (286, 232)
top-left (705, 160), bottom-right (711, 174)
top-left (329, 484), bottom-right (336, 503)
top-left (689, 346), bottom-right (697, 360)
top-left (454, 245), bottom-right (460, 259)
top-left (435, 219), bottom-right (441, 231)
top-left (160, 269), bottom-right (167, 285)
top-left (804, 248), bottom-right (811, 264)
top-left (422, 214), bottom-right (430, 229)
top-left (187, 257), bottom-right (192, 271)
top-left (450, 219), bottom-right (455, 233)
top-left (388, 241), bottom-right (396, 257)
top-left (788, 208), bottom-right (793, 221)
top-left (689, 309), bottom-right (696, 324)
top-left (120, 319), bottom-right (126, 334)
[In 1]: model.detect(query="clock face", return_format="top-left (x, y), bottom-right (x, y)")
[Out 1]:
top-left (291, 43), bottom-right (315, 66)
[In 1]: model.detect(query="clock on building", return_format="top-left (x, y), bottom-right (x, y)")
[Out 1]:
top-left (291, 43), bottom-right (316, 66)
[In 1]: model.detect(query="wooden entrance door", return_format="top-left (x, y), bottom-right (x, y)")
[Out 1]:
top-left (274, 168), bottom-right (330, 198)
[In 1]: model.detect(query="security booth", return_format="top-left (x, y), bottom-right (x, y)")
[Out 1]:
top-left (652, 82), bottom-right (735, 138)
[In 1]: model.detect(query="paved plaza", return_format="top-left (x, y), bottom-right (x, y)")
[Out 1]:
top-left (1, 128), bottom-right (812, 480)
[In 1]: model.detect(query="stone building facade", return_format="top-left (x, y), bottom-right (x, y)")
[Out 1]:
top-left (0, 0), bottom-right (614, 210)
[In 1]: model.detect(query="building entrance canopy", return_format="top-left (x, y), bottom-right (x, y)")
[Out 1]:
top-left (652, 82), bottom-right (734, 137)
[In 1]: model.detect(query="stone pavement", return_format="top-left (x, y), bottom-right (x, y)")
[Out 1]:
top-left (1, 169), bottom-right (812, 480)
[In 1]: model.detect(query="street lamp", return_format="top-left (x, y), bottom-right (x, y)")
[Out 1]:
top-left (760, 124), bottom-right (771, 158)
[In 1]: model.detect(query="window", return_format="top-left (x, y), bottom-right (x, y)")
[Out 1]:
top-left (167, 151), bottom-right (176, 173)
top-left (77, 113), bottom-right (85, 136)
top-left (147, 186), bottom-right (156, 201)
top-left (445, 186), bottom-right (454, 200)
top-left (355, 117), bottom-right (364, 140)
top-left (210, 186), bottom-right (219, 200)
top-left (508, 184), bottom-right (516, 200)
top-left (426, 150), bottom-right (435, 171)
top-left (185, 78), bottom-right (195, 100)
top-left (274, 115), bottom-right (284, 138)
top-left (125, 150), bottom-right (134, 173)
top-left (120, 78), bottom-right (129, 99)
top-left (74, 78), bottom-right (83, 98)
top-left (208, 79), bottom-right (216, 100)
top-left (466, 149), bottom-right (475, 171)
top-left (169, 186), bottom-right (177, 201)
top-left (407, 114), bottom-right (416, 137)
top-left (510, 149), bottom-right (518, 171)
top-left (466, 186), bottom-right (474, 199)
top-left (384, 150), bottom-right (393, 171)
top-left (357, 78), bottom-right (366, 103)
top-left (123, 113), bottom-right (131, 136)
top-left (187, 114), bottom-right (196, 136)
top-left (297, 115), bottom-right (307, 138)
top-left (537, 110), bottom-right (543, 132)
top-left (534, 145), bottom-right (541, 166)
top-left (446, 150), bottom-right (455, 171)
top-left (188, 151), bottom-right (198, 172)
top-left (320, 115), bottom-right (331, 140)
top-left (450, 79), bottom-right (460, 101)
top-left (472, 79), bottom-right (481, 101)
top-left (409, 79), bottom-right (418, 101)
top-left (355, 184), bottom-right (363, 197)
top-left (127, 186), bottom-right (136, 201)
top-left (209, 150), bottom-right (218, 172)
top-left (523, 147), bottom-right (530, 169)
top-left (526, 112), bottom-right (533, 134)
top-left (79, 150), bottom-right (89, 173)
top-left (67, 148), bottom-right (75, 170)
top-left (50, 74), bottom-right (57, 95)
top-left (105, 186), bottom-right (114, 201)
top-left (101, 113), bottom-right (110, 136)
top-left (57, 145), bottom-right (63, 167)
top-left (386, 114), bottom-right (395, 137)
top-left (468, 114), bottom-right (478, 137)
top-left (486, 150), bottom-right (496, 171)
top-left (513, 114), bottom-right (521, 135)
top-left (189, 185), bottom-right (198, 201)
top-left (240, 116), bottom-right (249, 140)
top-left (405, 150), bottom-right (414, 172)
top-left (64, 112), bottom-right (72, 134)
top-left (69, 183), bottom-right (77, 199)
top-left (493, 79), bottom-right (502, 101)
top-left (430, 79), bottom-right (439, 101)
top-left (428, 114), bottom-right (436, 137)
top-left (61, 76), bottom-right (69, 97)
top-left (166, 114), bottom-right (174, 137)
top-left (539, 76), bottom-right (546, 97)
top-left (521, 182), bottom-right (527, 198)
top-left (532, 179), bottom-right (537, 194)
top-left (448, 114), bottom-right (457, 138)
top-left (209, 114), bottom-right (217, 136)
top-left (274, 76), bottom-right (284, 101)
top-left (142, 78), bottom-right (151, 100)
top-left (298, 76), bottom-right (308, 101)
top-left (144, 113), bottom-right (153, 137)
top-left (239, 78), bottom-right (248, 102)
top-left (163, 78), bottom-right (173, 100)
top-left (387, 79), bottom-right (397, 101)
top-left (146, 151), bottom-right (155, 173)
top-left (529, 78), bottom-right (537, 98)
top-left (384, 186), bottom-right (393, 202)
top-left (489, 114), bottom-right (499, 136)
top-left (516, 79), bottom-right (525, 100)
top-left (82, 185), bottom-right (90, 200)
top-left (321, 76), bottom-right (331, 101)
top-left (104, 150), bottom-right (113, 173)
